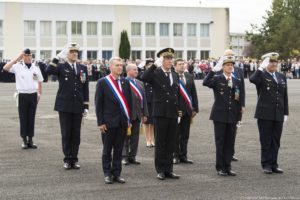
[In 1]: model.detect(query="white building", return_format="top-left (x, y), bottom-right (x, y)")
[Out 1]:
top-left (229, 32), bottom-right (248, 57)
top-left (0, 1), bottom-right (230, 61)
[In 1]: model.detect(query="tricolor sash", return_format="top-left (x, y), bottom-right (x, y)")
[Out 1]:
top-left (179, 80), bottom-right (193, 111)
top-left (128, 79), bottom-right (143, 108)
top-left (104, 74), bottom-right (131, 123)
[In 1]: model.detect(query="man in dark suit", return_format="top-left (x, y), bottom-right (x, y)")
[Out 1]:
top-left (203, 56), bottom-right (245, 176)
top-left (250, 52), bottom-right (289, 174)
top-left (47, 43), bottom-right (89, 170)
top-left (95, 57), bottom-right (132, 184)
top-left (173, 58), bottom-right (199, 164)
top-left (122, 63), bottom-right (149, 165)
top-left (141, 48), bottom-right (181, 180)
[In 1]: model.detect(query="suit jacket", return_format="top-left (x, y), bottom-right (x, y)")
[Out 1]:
top-left (249, 70), bottom-right (289, 121)
top-left (127, 78), bottom-right (149, 121)
top-left (47, 59), bottom-right (89, 114)
top-left (141, 66), bottom-right (180, 119)
top-left (178, 72), bottom-right (199, 117)
top-left (95, 76), bottom-right (132, 128)
top-left (203, 71), bottom-right (243, 124)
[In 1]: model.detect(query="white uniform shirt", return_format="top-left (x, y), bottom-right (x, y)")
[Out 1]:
top-left (9, 62), bottom-right (44, 93)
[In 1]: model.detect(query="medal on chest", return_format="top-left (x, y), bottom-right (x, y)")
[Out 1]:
top-left (80, 70), bottom-right (86, 83)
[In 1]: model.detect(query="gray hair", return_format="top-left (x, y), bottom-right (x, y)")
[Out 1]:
top-left (126, 63), bottom-right (137, 72)
top-left (109, 57), bottom-right (122, 66)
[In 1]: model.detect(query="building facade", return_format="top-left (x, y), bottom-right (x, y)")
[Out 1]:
top-left (229, 32), bottom-right (248, 58)
top-left (0, 1), bottom-right (229, 61)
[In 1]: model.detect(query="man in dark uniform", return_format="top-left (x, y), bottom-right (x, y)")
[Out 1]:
top-left (173, 58), bottom-right (199, 164)
top-left (95, 57), bottom-right (132, 184)
top-left (203, 56), bottom-right (245, 176)
top-left (122, 63), bottom-right (148, 165)
top-left (250, 52), bottom-right (289, 174)
top-left (47, 43), bottom-right (89, 170)
top-left (141, 48), bottom-right (181, 180)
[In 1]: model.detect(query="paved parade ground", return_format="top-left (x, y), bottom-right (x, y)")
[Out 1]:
top-left (0, 79), bottom-right (299, 200)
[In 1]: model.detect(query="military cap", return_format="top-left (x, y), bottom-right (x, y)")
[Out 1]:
top-left (23, 48), bottom-right (31, 55)
top-left (262, 52), bottom-right (279, 62)
top-left (67, 43), bottom-right (80, 52)
top-left (156, 48), bottom-right (175, 58)
top-left (222, 55), bottom-right (235, 65)
top-left (145, 58), bottom-right (154, 66)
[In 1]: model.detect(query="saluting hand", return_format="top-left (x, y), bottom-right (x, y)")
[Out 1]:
top-left (99, 124), bottom-right (107, 133)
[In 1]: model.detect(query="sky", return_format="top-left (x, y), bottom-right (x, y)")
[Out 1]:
top-left (3, 0), bottom-right (273, 33)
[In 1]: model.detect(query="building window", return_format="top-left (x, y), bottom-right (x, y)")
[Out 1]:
top-left (0, 20), bottom-right (3, 35)
top-left (200, 24), bottom-right (210, 37)
top-left (30, 50), bottom-right (36, 59)
top-left (24, 20), bottom-right (36, 36)
top-left (56, 21), bottom-right (67, 36)
top-left (131, 22), bottom-right (141, 36)
top-left (145, 23), bottom-right (155, 36)
top-left (146, 51), bottom-right (155, 59)
top-left (40, 21), bottom-right (51, 36)
top-left (200, 50), bottom-right (210, 59)
top-left (71, 21), bottom-right (82, 35)
top-left (87, 51), bottom-right (97, 60)
top-left (174, 51), bottom-right (183, 58)
top-left (102, 50), bottom-right (112, 60)
top-left (160, 23), bottom-right (169, 36)
top-left (173, 23), bottom-right (183, 36)
top-left (87, 22), bottom-right (97, 36)
top-left (131, 51), bottom-right (141, 60)
top-left (40, 50), bottom-right (52, 59)
top-left (187, 51), bottom-right (197, 60)
top-left (187, 23), bottom-right (196, 36)
top-left (102, 22), bottom-right (112, 36)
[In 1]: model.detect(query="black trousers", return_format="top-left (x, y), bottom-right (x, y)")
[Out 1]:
top-left (257, 119), bottom-right (283, 169)
top-left (122, 119), bottom-right (140, 159)
top-left (102, 126), bottom-right (127, 177)
top-left (18, 93), bottom-right (37, 139)
top-left (174, 114), bottom-right (191, 159)
top-left (154, 117), bottom-right (178, 173)
top-left (213, 121), bottom-right (236, 172)
top-left (58, 112), bottom-right (82, 163)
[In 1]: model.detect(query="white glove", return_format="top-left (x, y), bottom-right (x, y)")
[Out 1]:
top-left (56, 48), bottom-right (69, 59)
top-left (213, 60), bottom-right (223, 72)
top-left (259, 57), bottom-right (269, 71)
top-left (284, 115), bottom-right (288, 123)
top-left (154, 57), bottom-right (163, 67)
top-left (83, 109), bottom-right (89, 117)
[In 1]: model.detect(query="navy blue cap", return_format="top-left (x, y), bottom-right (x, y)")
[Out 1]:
top-left (23, 48), bottom-right (31, 55)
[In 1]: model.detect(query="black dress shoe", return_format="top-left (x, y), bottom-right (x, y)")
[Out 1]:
top-left (173, 157), bottom-right (180, 164)
top-left (157, 173), bottom-right (166, 180)
top-left (227, 170), bottom-right (237, 176)
top-left (232, 156), bottom-right (239, 162)
top-left (72, 162), bottom-right (80, 169)
top-left (180, 158), bottom-right (194, 164)
top-left (165, 172), bottom-right (180, 179)
top-left (27, 141), bottom-right (38, 149)
top-left (217, 170), bottom-right (228, 176)
top-left (122, 158), bottom-right (129, 165)
top-left (113, 176), bottom-right (126, 183)
top-left (63, 163), bottom-right (72, 170)
top-left (21, 141), bottom-right (28, 149)
top-left (129, 159), bottom-right (141, 165)
top-left (263, 168), bottom-right (273, 174)
top-left (272, 168), bottom-right (283, 174)
top-left (104, 176), bottom-right (113, 184)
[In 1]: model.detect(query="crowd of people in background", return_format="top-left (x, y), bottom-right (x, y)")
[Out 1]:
top-left (1, 57), bottom-right (300, 82)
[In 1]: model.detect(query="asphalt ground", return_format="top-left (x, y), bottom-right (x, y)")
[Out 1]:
top-left (0, 79), bottom-right (299, 200)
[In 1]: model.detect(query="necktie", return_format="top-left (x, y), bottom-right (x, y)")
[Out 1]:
top-left (272, 73), bottom-right (278, 83)
top-left (71, 64), bottom-right (76, 75)
top-left (179, 74), bottom-right (185, 85)
top-left (116, 78), bottom-right (122, 91)
top-left (165, 72), bottom-right (171, 85)
top-left (227, 76), bottom-right (232, 88)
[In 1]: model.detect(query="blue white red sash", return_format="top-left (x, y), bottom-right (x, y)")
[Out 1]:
top-left (128, 79), bottom-right (143, 108)
top-left (179, 80), bottom-right (193, 111)
top-left (104, 74), bottom-right (131, 122)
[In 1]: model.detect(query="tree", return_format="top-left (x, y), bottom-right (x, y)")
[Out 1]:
top-left (246, 0), bottom-right (300, 59)
top-left (119, 30), bottom-right (131, 60)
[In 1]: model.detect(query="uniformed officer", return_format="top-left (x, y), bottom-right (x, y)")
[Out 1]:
top-left (173, 58), bottom-right (199, 164)
top-left (250, 52), bottom-right (289, 174)
top-left (3, 49), bottom-right (43, 149)
top-left (215, 49), bottom-right (246, 162)
top-left (203, 55), bottom-right (244, 176)
top-left (95, 57), bottom-right (132, 184)
top-left (47, 43), bottom-right (89, 170)
top-left (122, 63), bottom-right (149, 165)
top-left (141, 48), bottom-right (181, 180)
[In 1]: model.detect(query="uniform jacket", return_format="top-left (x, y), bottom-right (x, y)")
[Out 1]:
top-left (141, 65), bottom-right (180, 119)
top-left (127, 78), bottom-right (149, 121)
top-left (250, 70), bottom-right (289, 121)
top-left (47, 59), bottom-right (89, 114)
top-left (203, 71), bottom-right (244, 124)
top-left (178, 72), bottom-right (199, 117)
top-left (95, 76), bottom-right (132, 128)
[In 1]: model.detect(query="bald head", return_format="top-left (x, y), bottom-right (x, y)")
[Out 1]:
top-left (126, 63), bottom-right (138, 78)
top-left (224, 49), bottom-right (235, 56)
